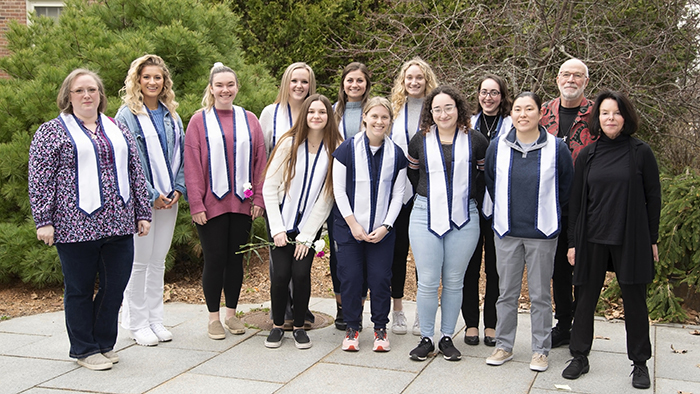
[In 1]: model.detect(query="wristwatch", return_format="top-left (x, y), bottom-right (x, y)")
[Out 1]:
top-left (383, 224), bottom-right (393, 232)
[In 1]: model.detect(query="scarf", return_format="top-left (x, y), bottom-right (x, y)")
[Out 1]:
top-left (135, 105), bottom-right (181, 196)
top-left (352, 133), bottom-right (397, 233)
top-left (280, 140), bottom-right (329, 232)
top-left (391, 102), bottom-right (421, 204)
top-left (271, 103), bottom-right (293, 149)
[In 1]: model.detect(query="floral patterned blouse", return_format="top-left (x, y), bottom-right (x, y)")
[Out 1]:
top-left (28, 115), bottom-right (151, 243)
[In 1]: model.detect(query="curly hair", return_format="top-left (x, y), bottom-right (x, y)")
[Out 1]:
top-left (274, 62), bottom-right (316, 107)
top-left (119, 54), bottom-right (178, 116)
top-left (390, 57), bottom-right (438, 118)
top-left (419, 85), bottom-right (471, 135)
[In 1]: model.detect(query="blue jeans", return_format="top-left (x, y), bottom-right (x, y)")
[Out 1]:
top-left (409, 195), bottom-right (479, 338)
top-left (56, 235), bottom-right (134, 359)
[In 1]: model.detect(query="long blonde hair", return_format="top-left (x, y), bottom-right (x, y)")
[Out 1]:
top-left (120, 54), bottom-right (178, 116)
top-left (201, 62), bottom-right (238, 111)
top-left (274, 62), bottom-right (316, 107)
top-left (389, 57), bottom-right (438, 119)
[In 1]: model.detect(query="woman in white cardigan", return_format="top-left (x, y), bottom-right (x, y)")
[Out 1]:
top-left (262, 94), bottom-right (341, 349)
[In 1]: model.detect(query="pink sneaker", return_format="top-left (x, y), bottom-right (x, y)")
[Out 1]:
top-left (342, 328), bottom-right (360, 351)
top-left (373, 328), bottom-right (391, 352)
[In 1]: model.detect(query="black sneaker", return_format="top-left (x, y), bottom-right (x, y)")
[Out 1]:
top-left (335, 303), bottom-right (347, 331)
top-left (631, 363), bottom-right (650, 389)
top-left (562, 355), bottom-right (590, 379)
top-left (438, 336), bottom-right (462, 361)
top-left (293, 329), bottom-right (312, 349)
top-left (551, 326), bottom-right (571, 348)
top-left (265, 327), bottom-right (284, 348)
top-left (409, 337), bottom-right (435, 361)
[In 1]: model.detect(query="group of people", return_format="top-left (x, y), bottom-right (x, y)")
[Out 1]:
top-left (28, 55), bottom-right (660, 390)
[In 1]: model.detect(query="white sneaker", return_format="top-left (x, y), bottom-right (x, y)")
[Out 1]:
top-left (486, 348), bottom-right (513, 366)
top-left (391, 310), bottom-right (408, 335)
top-left (530, 353), bottom-right (548, 372)
top-left (412, 311), bottom-right (421, 336)
top-left (150, 323), bottom-right (173, 342)
top-left (131, 327), bottom-right (158, 346)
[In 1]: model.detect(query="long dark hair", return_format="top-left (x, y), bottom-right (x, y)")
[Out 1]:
top-left (264, 94), bottom-right (341, 197)
top-left (475, 74), bottom-right (512, 117)
top-left (419, 85), bottom-right (471, 135)
top-left (334, 62), bottom-right (371, 125)
top-left (589, 90), bottom-right (639, 137)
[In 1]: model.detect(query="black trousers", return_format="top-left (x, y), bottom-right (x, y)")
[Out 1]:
top-left (197, 213), bottom-right (251, 312)
top-left (552, 216), bottom-right (576, 331)
top-left (269, 232), bottom-right (314, 327)
top-left (569, 242), bottom-right (651, 362)
top-left (461, 215), bottom-right (498, 329)
top-left (391, 202), bottom-right (413, 299)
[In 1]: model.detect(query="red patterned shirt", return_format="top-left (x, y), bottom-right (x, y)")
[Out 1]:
top-left (540, 97), bottom-right (596, 162)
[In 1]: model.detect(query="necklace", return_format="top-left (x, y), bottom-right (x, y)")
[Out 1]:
top-left (482, 114), bottom-right (498, 138)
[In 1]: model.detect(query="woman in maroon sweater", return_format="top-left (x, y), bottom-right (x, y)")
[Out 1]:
top-left (184, 62), bottom-right (267, 340)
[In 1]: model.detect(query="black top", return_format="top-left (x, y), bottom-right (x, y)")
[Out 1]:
top-left (407, 129), bottom-right (489, 203)
top-left (480, 113), bottom-right (500, 140)
top-left (558, 105), bottom-right (580, 140)
top-left (585, 133), bottom-right (630, 245)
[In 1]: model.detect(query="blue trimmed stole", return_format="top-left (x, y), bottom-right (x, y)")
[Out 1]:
top-left (487, 132), bottom-right (559, 238)
top-left (60, 112), bottom-right (130, 215)
top-left (351, 133), bottom-right (397, 233)
top-left (203, 106), bottom-right (252, 200)
top-left (136, 104), bottom-right (180, 196)
top-left (424, 126), bottom-right (471, 238)
top-left (280, 140), bottom-right (329, 233)
top-left (271, 103), bottom-right (293, 149)
top-left (390, 102), bottom-right (421, 204)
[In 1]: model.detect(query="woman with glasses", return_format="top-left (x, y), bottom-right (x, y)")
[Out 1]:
top-left (29, 69), bottom-right (151, 370)
top-left (461, 75), bottom-right (512, 347)
top-left (484, 92), bottom-right (573, 372)
top-left (407, 86), bottom-right (488, 362)
top-left (388, 57), bottom-right (439, 336)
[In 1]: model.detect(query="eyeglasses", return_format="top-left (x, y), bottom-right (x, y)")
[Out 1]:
top-left (71, 88), bottom-right (99, 95)
top-left (479, 90), bottom-right (501, 98)
top-left (431, 105), bottom-right (456, 116)
top-left (559, 72), bottom-right (587, 80)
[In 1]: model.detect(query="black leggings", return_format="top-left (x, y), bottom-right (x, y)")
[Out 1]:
top-left (461, 215), bottom-right (498, 329)
top-left (197, 213), bottom-right (252, 312)
top-left (270, 232), bottom-right (314, 327)
top-left (391, 202), bottom-right (413, 299)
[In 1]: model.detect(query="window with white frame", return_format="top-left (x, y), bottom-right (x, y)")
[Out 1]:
top-left (27, 1), bottom-right (64, 23)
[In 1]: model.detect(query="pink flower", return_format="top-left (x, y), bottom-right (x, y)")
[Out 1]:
top-left (244, 189), bottom-right (253, 199)
top-left (315, 251), bottom-right (325, 258)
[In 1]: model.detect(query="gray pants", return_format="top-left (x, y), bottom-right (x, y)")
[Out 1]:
top-left (494, 236), bottom-right (557, 355)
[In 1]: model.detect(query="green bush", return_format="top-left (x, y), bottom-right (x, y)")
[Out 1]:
top-left (0, 0), bottom-right (277, 285)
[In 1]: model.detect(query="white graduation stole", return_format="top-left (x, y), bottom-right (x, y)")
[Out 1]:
top-left (352, 133), bottom-right (397, 233)
top-left (271, 103), bottom-right (293, 149)
top-left (489, 132), bottom-right (559, 238)
top-left (280, 140), bottom-right (329, 232)
top-left (136, 105), bottom-right (180, 196)
top-left (60, 112), bottom-right (130, 215)
top-left (390, 102), bottom-right (420, 204)
top-left (204, 106), bottom-right (252, 200)
top-left (424, 126), bottom-right (472, 238)
top-left (472, 112), bottom-right (512, 140)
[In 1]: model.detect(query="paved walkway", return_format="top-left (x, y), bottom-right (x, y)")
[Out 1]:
top-left (1, 298), bottom-right (699, 393)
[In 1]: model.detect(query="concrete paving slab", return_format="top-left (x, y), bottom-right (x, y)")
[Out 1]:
top-left (154, 314), bottom-right (259, 352)
top-left (654, 325), bottom-right (700, 383)
top-left (0, 354), bottom-right (76, 394)
top-left (22, 388), bottom-right (91, 394)
top-left (532, 350), bottom-right (653, 393)
top-left (276, 362), bottom-right (416, 394)
top-left (585, 317), bottom-right (640, 355)
top-left (191, 325), bottom-right (339, 383)
top-left (5, 332), bottom-right (70, 360)
top-left (0, 310), bottom-right (65, 336)
top-left (655, 377), bottom-right (700, 394)
top-left (405, 354), bottom-right (537, 394)
top-left (146, 372), bottom-right (282, 394)
top-left (41, 345), bottom-right (216, 394)
top-left (0, 332), bottom-right (48, 354)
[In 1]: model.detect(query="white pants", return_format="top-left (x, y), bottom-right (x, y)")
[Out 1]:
top-left (121, 204), bottom-right (178, 331)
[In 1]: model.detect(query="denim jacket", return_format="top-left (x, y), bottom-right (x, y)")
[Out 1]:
top-left (115, 104), bottom-right (186, 204)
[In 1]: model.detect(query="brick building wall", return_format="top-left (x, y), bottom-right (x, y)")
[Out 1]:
top-left (0, 0), bottom-right (27, 58)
